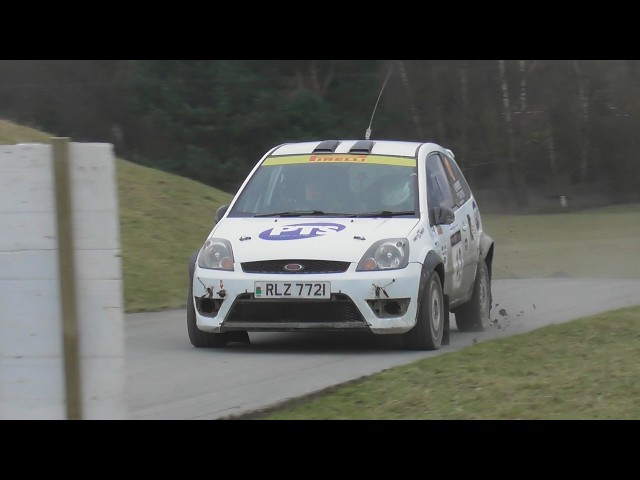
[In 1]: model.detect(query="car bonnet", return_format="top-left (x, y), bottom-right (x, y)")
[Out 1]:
top-left (211, 217), bottom-right (422, 262)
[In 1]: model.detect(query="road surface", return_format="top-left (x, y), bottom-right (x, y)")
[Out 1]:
top-left (125, 278), bottom-right (640, 420)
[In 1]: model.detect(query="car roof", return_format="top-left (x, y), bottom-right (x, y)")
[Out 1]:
top-left (268, 140), bottom-right (445, 158)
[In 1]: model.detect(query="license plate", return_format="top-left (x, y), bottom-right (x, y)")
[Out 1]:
top-left (254, 281), bottom-right (330, 299)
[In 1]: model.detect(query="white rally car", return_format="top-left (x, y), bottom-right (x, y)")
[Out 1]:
top-left (187, 139), bottom-right (494, 350)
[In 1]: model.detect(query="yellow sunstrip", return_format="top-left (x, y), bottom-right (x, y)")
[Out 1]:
top-left (264, 154), bottom-right (416, 167)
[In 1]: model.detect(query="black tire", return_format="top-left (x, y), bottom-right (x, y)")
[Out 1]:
top-left (403, 270), bottom-right (444, 351)
top-left (454, 259), bottom-right (491, 332)
top-left (187, 253), bottom-right (229, 348)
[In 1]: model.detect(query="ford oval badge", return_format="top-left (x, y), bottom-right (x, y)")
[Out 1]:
top-left (284, 263), bottom-right (304, 272)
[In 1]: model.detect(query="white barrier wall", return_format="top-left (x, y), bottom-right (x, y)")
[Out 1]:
top-left (0, 142), bottom-right (126, 419)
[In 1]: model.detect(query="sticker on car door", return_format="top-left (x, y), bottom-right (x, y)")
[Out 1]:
top-left (450, 230), bottom-right (464, 289)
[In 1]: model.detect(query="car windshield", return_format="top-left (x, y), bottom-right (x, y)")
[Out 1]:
top-left (228, 154), bottom-right (418, 217)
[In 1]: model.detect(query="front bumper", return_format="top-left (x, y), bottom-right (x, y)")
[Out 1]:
top-left (192, 262), bottom-right (422, 335)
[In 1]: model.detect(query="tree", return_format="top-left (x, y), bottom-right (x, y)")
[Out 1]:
top-left (128, 60), bottom-right (385, 190)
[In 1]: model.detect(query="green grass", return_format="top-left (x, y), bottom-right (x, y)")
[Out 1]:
top-left (116, 159), bottom-right (232, 311)
top-left (483, 207), bottom-right (640, 280)
top-left (4, 118), bottom-right (640, 419)
top-left (244, 305), bottom-right (640, 419)
top-left (0, 119), bottom-right (52, 143)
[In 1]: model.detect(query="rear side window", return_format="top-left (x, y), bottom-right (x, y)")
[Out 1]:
top-left (440, 152), bottom-right (471, 207)
top-left (426, 154), bottom-right (455, 210)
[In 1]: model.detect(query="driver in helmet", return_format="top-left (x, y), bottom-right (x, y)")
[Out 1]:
top-left (304, 180), bottom-right (322, 204)
top-left (295, 174), bottom-right (331, 210)
top-left (380, 175), bottom-right (414, 210)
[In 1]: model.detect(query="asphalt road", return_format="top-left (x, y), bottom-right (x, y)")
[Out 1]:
top-left (125, 278), bottom-right (640, 420)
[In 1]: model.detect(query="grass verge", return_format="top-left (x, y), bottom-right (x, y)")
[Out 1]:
top-left (242, 305), bottom-right (640, 419)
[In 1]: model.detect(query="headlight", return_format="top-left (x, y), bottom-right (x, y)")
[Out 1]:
top-left (356, 238), bottom-right (409, 271)
top-left (197, 238), bottom-right (235, 271)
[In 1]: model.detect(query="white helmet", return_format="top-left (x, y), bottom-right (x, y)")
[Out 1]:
top-left (381, 176), bottom-right (411, 207)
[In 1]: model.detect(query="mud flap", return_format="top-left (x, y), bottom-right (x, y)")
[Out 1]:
top-left (442, 294), bottom-right (450, 345)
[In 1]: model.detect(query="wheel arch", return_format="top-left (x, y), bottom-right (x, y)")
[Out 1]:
top-left (419, 250), bottom-right (449, 345)
top-left (189, 249), bottom-right (199, 282)
top-left (422, 250), bottom-right (445, 291)
top-left (480, 233), bottom-right (495, 280)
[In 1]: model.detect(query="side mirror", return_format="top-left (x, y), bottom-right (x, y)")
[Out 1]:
top-left (432, 206), bottom-right (455, 225)
top-left (215, 204), bottom-right (229, 224)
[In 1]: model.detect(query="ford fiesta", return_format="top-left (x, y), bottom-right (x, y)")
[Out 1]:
top-left (187, 139), bottom-right (494, 351)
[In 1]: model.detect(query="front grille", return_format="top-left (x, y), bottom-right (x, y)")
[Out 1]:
top-left (241, 259), bottom-right (350, 274)
top-left (225, 293), bottom-right (365, 325)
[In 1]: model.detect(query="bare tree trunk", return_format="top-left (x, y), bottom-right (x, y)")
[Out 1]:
top-left (546, 112), bottom-right (557, 174)
top-left (459, 61), bottom-right (470, 179)
top-left (498, 60), bottom-right (528, 209)
top-left (397, 61), bottom-right (424, 138)
top-left (518, 60), bottom-right (539, 113)
top-left (499, 60), bottom-right (516, 155)
top-left (519, 60), bottom-right (527, 113)
top-left (293, 61), bottom-right (336, 98)
top-left (572, 60), bottom-right (590, 183)
top-left (430, 62), bottom-right (445, 140)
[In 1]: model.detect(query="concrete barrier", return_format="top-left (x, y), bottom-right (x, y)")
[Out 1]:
top-left (0, 141), bottom-right (126, 419)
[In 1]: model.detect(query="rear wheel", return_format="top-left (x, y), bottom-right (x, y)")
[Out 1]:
top-left (454, 259), bottom-right (491, 332)
top-left (403, 270), bottom-right (444, 351)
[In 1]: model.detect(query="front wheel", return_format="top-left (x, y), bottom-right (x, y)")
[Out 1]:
top-left (187, 252), bottom-right (229, 348)
top-left (403, 270), bottom-right (444, 351)
top-left (454, 259), bottom-right (491, 332)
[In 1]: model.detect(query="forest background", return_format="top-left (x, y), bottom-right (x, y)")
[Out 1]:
top-left (2, 59), bottom-right (638, 212)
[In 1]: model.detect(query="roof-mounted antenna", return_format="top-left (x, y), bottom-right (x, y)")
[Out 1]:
top-left (366, 65), bottom-right (394, 140)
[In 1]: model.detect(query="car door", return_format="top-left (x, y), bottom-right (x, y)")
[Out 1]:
top-left (425, 153), bottom-right (467, 301)
top-left (439, 152), bottom-right (479, 298)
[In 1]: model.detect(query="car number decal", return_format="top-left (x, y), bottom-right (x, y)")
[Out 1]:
top-left (449, 230), bottom-right (464, 289)
top-left (453, 243), bottom-right (464, 289)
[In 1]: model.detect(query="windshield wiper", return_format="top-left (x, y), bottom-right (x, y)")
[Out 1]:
top-left (254, 210), bottom-right (360, 218)
top-left (355, 210), bottom-right (415, 218)
top-left (254, 210), bottom-right (326, 217)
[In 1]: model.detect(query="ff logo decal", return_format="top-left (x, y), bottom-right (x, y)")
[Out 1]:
top-left (259, 222), bottom-right (346, 240)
